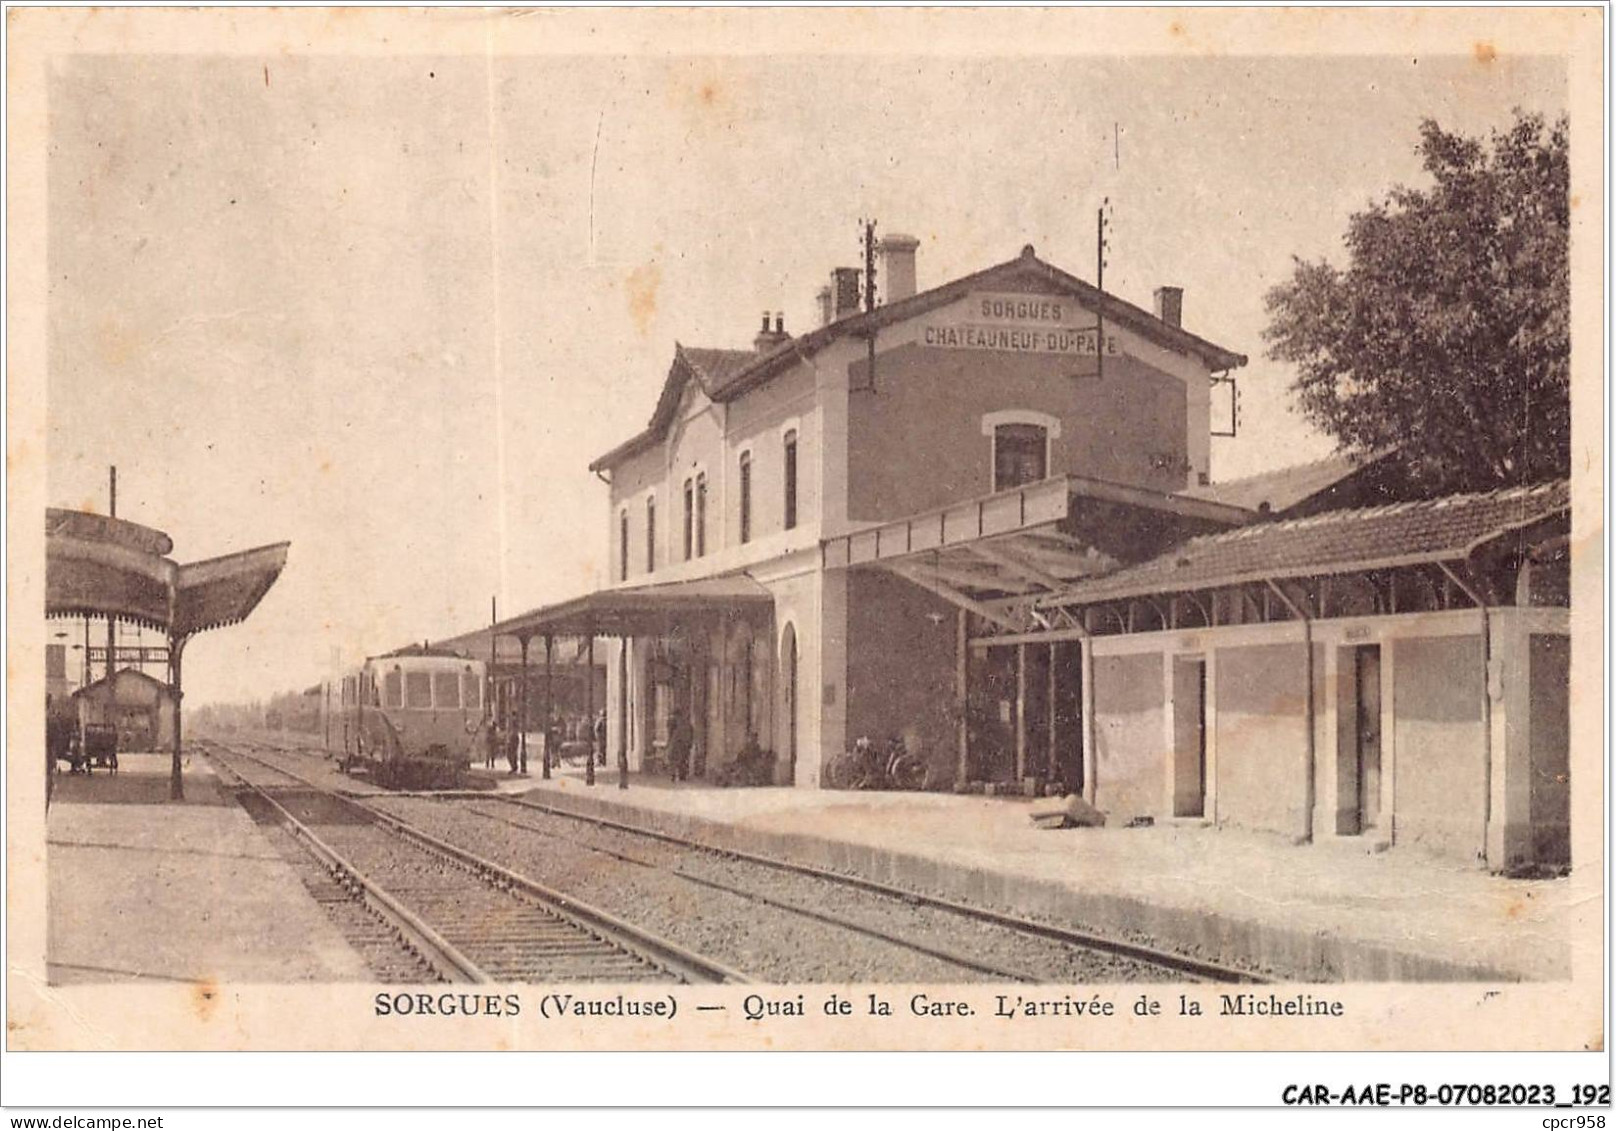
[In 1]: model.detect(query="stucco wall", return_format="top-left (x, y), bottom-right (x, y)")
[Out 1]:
top-left (1092, 652), bottom-right (1165, 819)
top-left (1528, 633), bottom-right (1570, 866)
top-left (1214, 641), bottom-right (1312, 839)
top-left (1393, 634), bottom-right (1487, 861)
top-left (844, 570), bottom-right (958, 786)
top-left (723, 362), bottom-right (818, 549)
top-left (845, 342), bottom-right (1189, 523)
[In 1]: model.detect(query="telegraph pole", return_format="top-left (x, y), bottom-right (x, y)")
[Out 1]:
top-left (107, 466), bottom-right (117, 680)
top-left (859, 218), bottom-right (879, 390)
top-left (1096, 202), bottom-right (1110, 381)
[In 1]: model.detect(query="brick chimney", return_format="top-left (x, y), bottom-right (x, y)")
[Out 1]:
top-left (753, 310), bottom-right (790, 353)
top-left (1153, 286), bottom-right (1184, 329)
top-left (816, 285), bottom-right (834, 327)
top-left (831, 267), bottom-right (862, 322)
top-left (878, 233), bottom-right (920, 303)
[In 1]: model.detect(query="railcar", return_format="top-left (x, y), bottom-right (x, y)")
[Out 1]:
top-left (329, 650), bottom-right (487, 790)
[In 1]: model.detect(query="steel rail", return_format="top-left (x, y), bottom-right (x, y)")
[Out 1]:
top-left (456, 802), bottom-right (1048, 983)
top-left (489, 792), bottom-right (1268, 985)
top-left (207, 742), bottom-right (748, 986)
top-left (201, 743), bottom-right (485, 983)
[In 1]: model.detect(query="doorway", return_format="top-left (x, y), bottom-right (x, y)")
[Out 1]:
top-left (1171, 655), bottom-right (1207, 818)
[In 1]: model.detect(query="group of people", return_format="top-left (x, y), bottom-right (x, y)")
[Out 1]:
top-left (484, 717), bottom-right (524, 775)
top-left (483, 710), bottom-right (610, 776)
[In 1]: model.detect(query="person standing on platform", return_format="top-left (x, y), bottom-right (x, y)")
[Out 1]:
top-left (668, 709), bottom-right (693, 784)
top-left (593, 710), bottom-right (607, 768)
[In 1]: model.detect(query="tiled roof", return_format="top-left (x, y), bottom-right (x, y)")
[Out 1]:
top-left (590, 344), bottom-right (746, 470)
top-left (680, 347), bottom-right (756, 395)
top-left (1039, 480), bottom-right (1569, 608)
top-left (1179, 449), bottom-right (1395, 513)
top-left (591, 245), bottom-right (1248, 470)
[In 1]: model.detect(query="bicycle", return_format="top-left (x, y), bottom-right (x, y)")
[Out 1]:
top-left (826, 735), bottom-right (928, 791)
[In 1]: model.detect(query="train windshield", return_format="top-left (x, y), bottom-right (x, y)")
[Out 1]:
top-left (405, 671), bottom-right (432, 709)
top-left (383, 669), bottom-right (403, 708)
top-left (433, 671), bottom-right (460, 709)
top-left (462, 670), bottom-right (481, 711)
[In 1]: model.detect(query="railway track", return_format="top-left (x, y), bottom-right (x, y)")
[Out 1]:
top-left (200, 740), bottom-right (745, 985)
top-left (488, 793), bottom-right (1268, 984)
top-left (218, 737), bottom-right (1264, 984)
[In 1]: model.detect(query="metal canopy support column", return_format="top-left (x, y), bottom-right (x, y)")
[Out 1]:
top-left (585, 635), bottom-right (596, 786)
top-left (955, 609), bottom-right (969, 789)
top-left (1015, 642), bottom-right (1027, 783)
top-left (518, 634), bottom-right (530, 774)
top-left (617, 636), bottom-right (629, 790)
top-left (1047, 642), bottom-right (1058, 782)
top-left (1080, 636), bottom-right (1096, 804)
top-left (542, 635), bottom-right (554, 780)
top-left (167, 634), bottom-right (189, 801)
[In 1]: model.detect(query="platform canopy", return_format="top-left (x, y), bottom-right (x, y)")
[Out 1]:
top-left (486, 574), bottom-right (774, 642)
top-left (46, 507), bottom-right (290, 639)
top-left (820, 473), bottom-right (1250, 632)
top-left (1036, 479), bottom-right (1570, 612)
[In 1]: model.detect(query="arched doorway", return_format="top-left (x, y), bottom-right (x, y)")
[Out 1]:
top-left (779, 622), bottom-right (798, 785)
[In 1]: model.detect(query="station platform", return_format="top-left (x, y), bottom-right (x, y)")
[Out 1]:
top-left (522, 765), bottom-right (1581, 982)
top-left (46, 751), bottom-right (370, 985)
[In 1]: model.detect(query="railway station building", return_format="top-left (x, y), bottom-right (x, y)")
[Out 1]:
top-left (490, 238), bottom-right (1571, 874)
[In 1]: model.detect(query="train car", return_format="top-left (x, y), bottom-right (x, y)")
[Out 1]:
top-left (330, 649), bottom-right (487, 790)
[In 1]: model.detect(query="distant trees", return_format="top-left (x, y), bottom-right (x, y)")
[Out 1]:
top-left (191, 688), bottom-right (322, 735)
top-left (1264, 111), bottom-right (1569, 492)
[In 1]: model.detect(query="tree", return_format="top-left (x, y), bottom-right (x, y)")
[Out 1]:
top-left (1264, 111), bottom-right (1569, 492)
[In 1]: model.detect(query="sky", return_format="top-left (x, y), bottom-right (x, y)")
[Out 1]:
top-left (44, 44), bottom-right (1566, 706)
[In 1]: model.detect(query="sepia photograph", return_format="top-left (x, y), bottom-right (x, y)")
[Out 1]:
top-left (4, 4), bottom-right (1607, 1106)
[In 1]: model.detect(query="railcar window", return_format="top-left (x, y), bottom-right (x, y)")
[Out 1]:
top-left (383, 670), bottom-right (403, 708)
top-left (405, 671), bottom-right (432, 709)
top-left (433, 671), bottom-right (461, 708)
top-left (462, 671), bottom-right (481, 710)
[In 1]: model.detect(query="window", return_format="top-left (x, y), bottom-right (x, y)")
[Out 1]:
top-left (405, 671), bottom-right (432, 709)
top-left (646, 496), bottom-right (657, 573)
top-left (461, 669), bottom-right (481, 710)
top-left (738, 451), bottom-right (752, 544)
top-left (383, 668), bottom-right (403, 708)
top-left (695, 472), bottom-right (708, 557)
top-left (993, 423), bottom-right (1048, 490)
top-left (682, 479), bottom-right (694, 561)
top-left (783, 429), bottom-right (799, 530)
top-left (619, 509), bottom-right (629, 581)
top-left (433, 670), bottom-right (461, 709)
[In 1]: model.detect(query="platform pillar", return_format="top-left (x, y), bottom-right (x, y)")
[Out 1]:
top-left (518, 634), bottom-right (530, 774)
top-left (542, 635), bottom-right (554, 780)
top-left (167, 634), bottom-right (189, 801)
top-left (585, 635), bottom-right (596, 786)
top-left (1014, 643), bottom-right (1027, 782)
top-left (955, 609), bottom-right (968, 788)
top-left (618, 637), bottom-right (629, 790)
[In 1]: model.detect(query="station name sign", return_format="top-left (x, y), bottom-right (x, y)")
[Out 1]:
top-left (922, 292), bottom-right (1120, 357)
